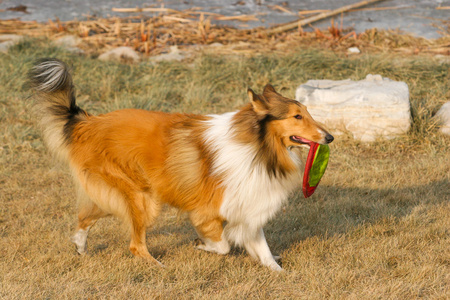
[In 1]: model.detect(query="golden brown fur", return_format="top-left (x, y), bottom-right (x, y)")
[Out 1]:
top-left (69, 110), bottom-right (226, 261)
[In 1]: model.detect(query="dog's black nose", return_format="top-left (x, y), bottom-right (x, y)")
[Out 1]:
top-left (325, 134), bottom-right (334, 144)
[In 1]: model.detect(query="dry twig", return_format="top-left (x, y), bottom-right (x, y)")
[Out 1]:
top-left (264, 0), bottom-right (386, 35)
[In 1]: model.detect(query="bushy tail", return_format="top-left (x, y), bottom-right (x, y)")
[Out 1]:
top-left (28, 58), bottom-right (87, 161)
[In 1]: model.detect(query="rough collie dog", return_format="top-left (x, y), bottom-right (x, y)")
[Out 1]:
top-left (29, 58), bottom-right (333, 271)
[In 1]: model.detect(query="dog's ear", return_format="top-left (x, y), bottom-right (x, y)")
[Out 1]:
top-left (248, 88), bottom-right (269, 116)
top-left (263, 84), bottom-right (277, 96)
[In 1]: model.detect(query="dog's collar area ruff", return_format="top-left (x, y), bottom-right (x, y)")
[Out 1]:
top-left (290, 135), bottom-right (312, 145)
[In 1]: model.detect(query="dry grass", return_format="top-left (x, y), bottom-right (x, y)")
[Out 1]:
top-left (0, 39), bottom-right (449, 299)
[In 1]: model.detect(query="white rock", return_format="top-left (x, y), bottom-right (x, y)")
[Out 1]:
top-left (150, 46), bottom-right (187, 62)
top-left (0, 41), bottom-right (15, 53)
top-left (208, 42), bottom-right (224, 48)
top-left (295, 74), bottom-right (411, 142)
top-left (347, 47), bottom-right (361, 54)
top-left (0, 34), bottom-right (24, 43)
top-left (0, 34), bottom-right (24, 53)
top-left (54, 35), bottom-right (84, 54)
top-left (433, 54), bottom-right (450, 65)
top-left (54, 35), bottom-right (82, 47)
top-left (98, 46), bottom-right (140, 63)
top-left (435, 102), bottom-right (450, 135)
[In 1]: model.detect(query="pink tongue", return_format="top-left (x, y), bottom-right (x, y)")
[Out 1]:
top-left (295, 136), bottom-right (313, 145)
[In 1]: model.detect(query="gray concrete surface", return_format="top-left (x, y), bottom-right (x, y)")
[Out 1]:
top-left (0, 0), bottom-right (448, 39)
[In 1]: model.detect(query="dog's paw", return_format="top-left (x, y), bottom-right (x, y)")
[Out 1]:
top-left (70, 235), bottom-right (87, 255)
top-left (194, 238), bottom-right (230, 255)
top-left (194, 238), bottom-right (204, 247)
top-left (268, 261), bottom-right (283, 272)
top-left (261, 257), bottom-right (283, 271)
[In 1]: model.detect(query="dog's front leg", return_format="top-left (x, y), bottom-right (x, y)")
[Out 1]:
top-left (244, 228), bottom-right (282, 271)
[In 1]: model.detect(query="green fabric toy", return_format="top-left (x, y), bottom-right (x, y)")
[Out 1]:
top-left (302, 142), bottom-right (330, 198)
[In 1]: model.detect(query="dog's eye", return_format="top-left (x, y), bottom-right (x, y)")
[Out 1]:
top-left (294, 114), bottom-right (302, 120)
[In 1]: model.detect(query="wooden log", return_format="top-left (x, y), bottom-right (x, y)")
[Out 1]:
top-left (263, 0), bottom-right (386, 35)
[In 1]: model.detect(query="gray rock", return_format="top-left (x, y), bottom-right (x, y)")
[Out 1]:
top-left (54, 35), bottom-right (82, 47)
top-left (0, 41), bottom-right (15, 53)
top-left (0, 34), bottom-right (24, 43)
top-left (435, 102), bottom-right (450, 135)
top-left (208, 42), bottom-right (224, 48)
top-left (150, 46), bottom-right (187, 62)
top-left (98, 46), bottom-right (140, 63)
top-left (0, 34), bottom-right (24, 53)
top-left (296, 74), bottom-right (411, 142)
top-left (53, 35), bottom-right (84, 54)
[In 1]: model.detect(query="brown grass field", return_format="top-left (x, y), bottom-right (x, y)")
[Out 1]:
top-left (0, 39), bottom-right (449, 299)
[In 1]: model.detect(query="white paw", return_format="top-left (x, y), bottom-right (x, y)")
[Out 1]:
top-left (194, 238), bottom-right (230, 255)
top-left (195, 244), bottom-right (211, 252)
top-left (71, 237), bottom-right (87, 254)
top-left (71, 230), bottom-right (88, 254)
top-left (268, 261), bottom-right (283, 271)
top-left (261, 257), bottom-right (283, 271)
top-left (195, 243), bottom-right (229, 255)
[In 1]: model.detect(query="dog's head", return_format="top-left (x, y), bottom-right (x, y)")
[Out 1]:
top-left (248, 84), bottom-right (334, 148)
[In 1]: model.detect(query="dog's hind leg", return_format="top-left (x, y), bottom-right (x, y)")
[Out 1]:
top-left (71, 197), bottom-right (108, 255)
top-left (190, 213), bottom-right (230, 255)
top-left (127, 191), bottom-right (163, 266)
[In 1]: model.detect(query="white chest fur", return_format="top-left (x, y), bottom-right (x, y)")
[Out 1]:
top-left (204, 113), bottom-right (303, 232)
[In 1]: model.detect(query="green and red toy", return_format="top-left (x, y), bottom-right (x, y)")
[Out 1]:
top-left (301, 141), bottom-right (330, 198)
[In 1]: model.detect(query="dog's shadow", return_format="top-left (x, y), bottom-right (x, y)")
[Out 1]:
top-left (264, 179), bottom-right (449, 255)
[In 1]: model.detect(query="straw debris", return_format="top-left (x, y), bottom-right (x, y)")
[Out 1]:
top-left (0, 6), bottom-right (448, 58)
